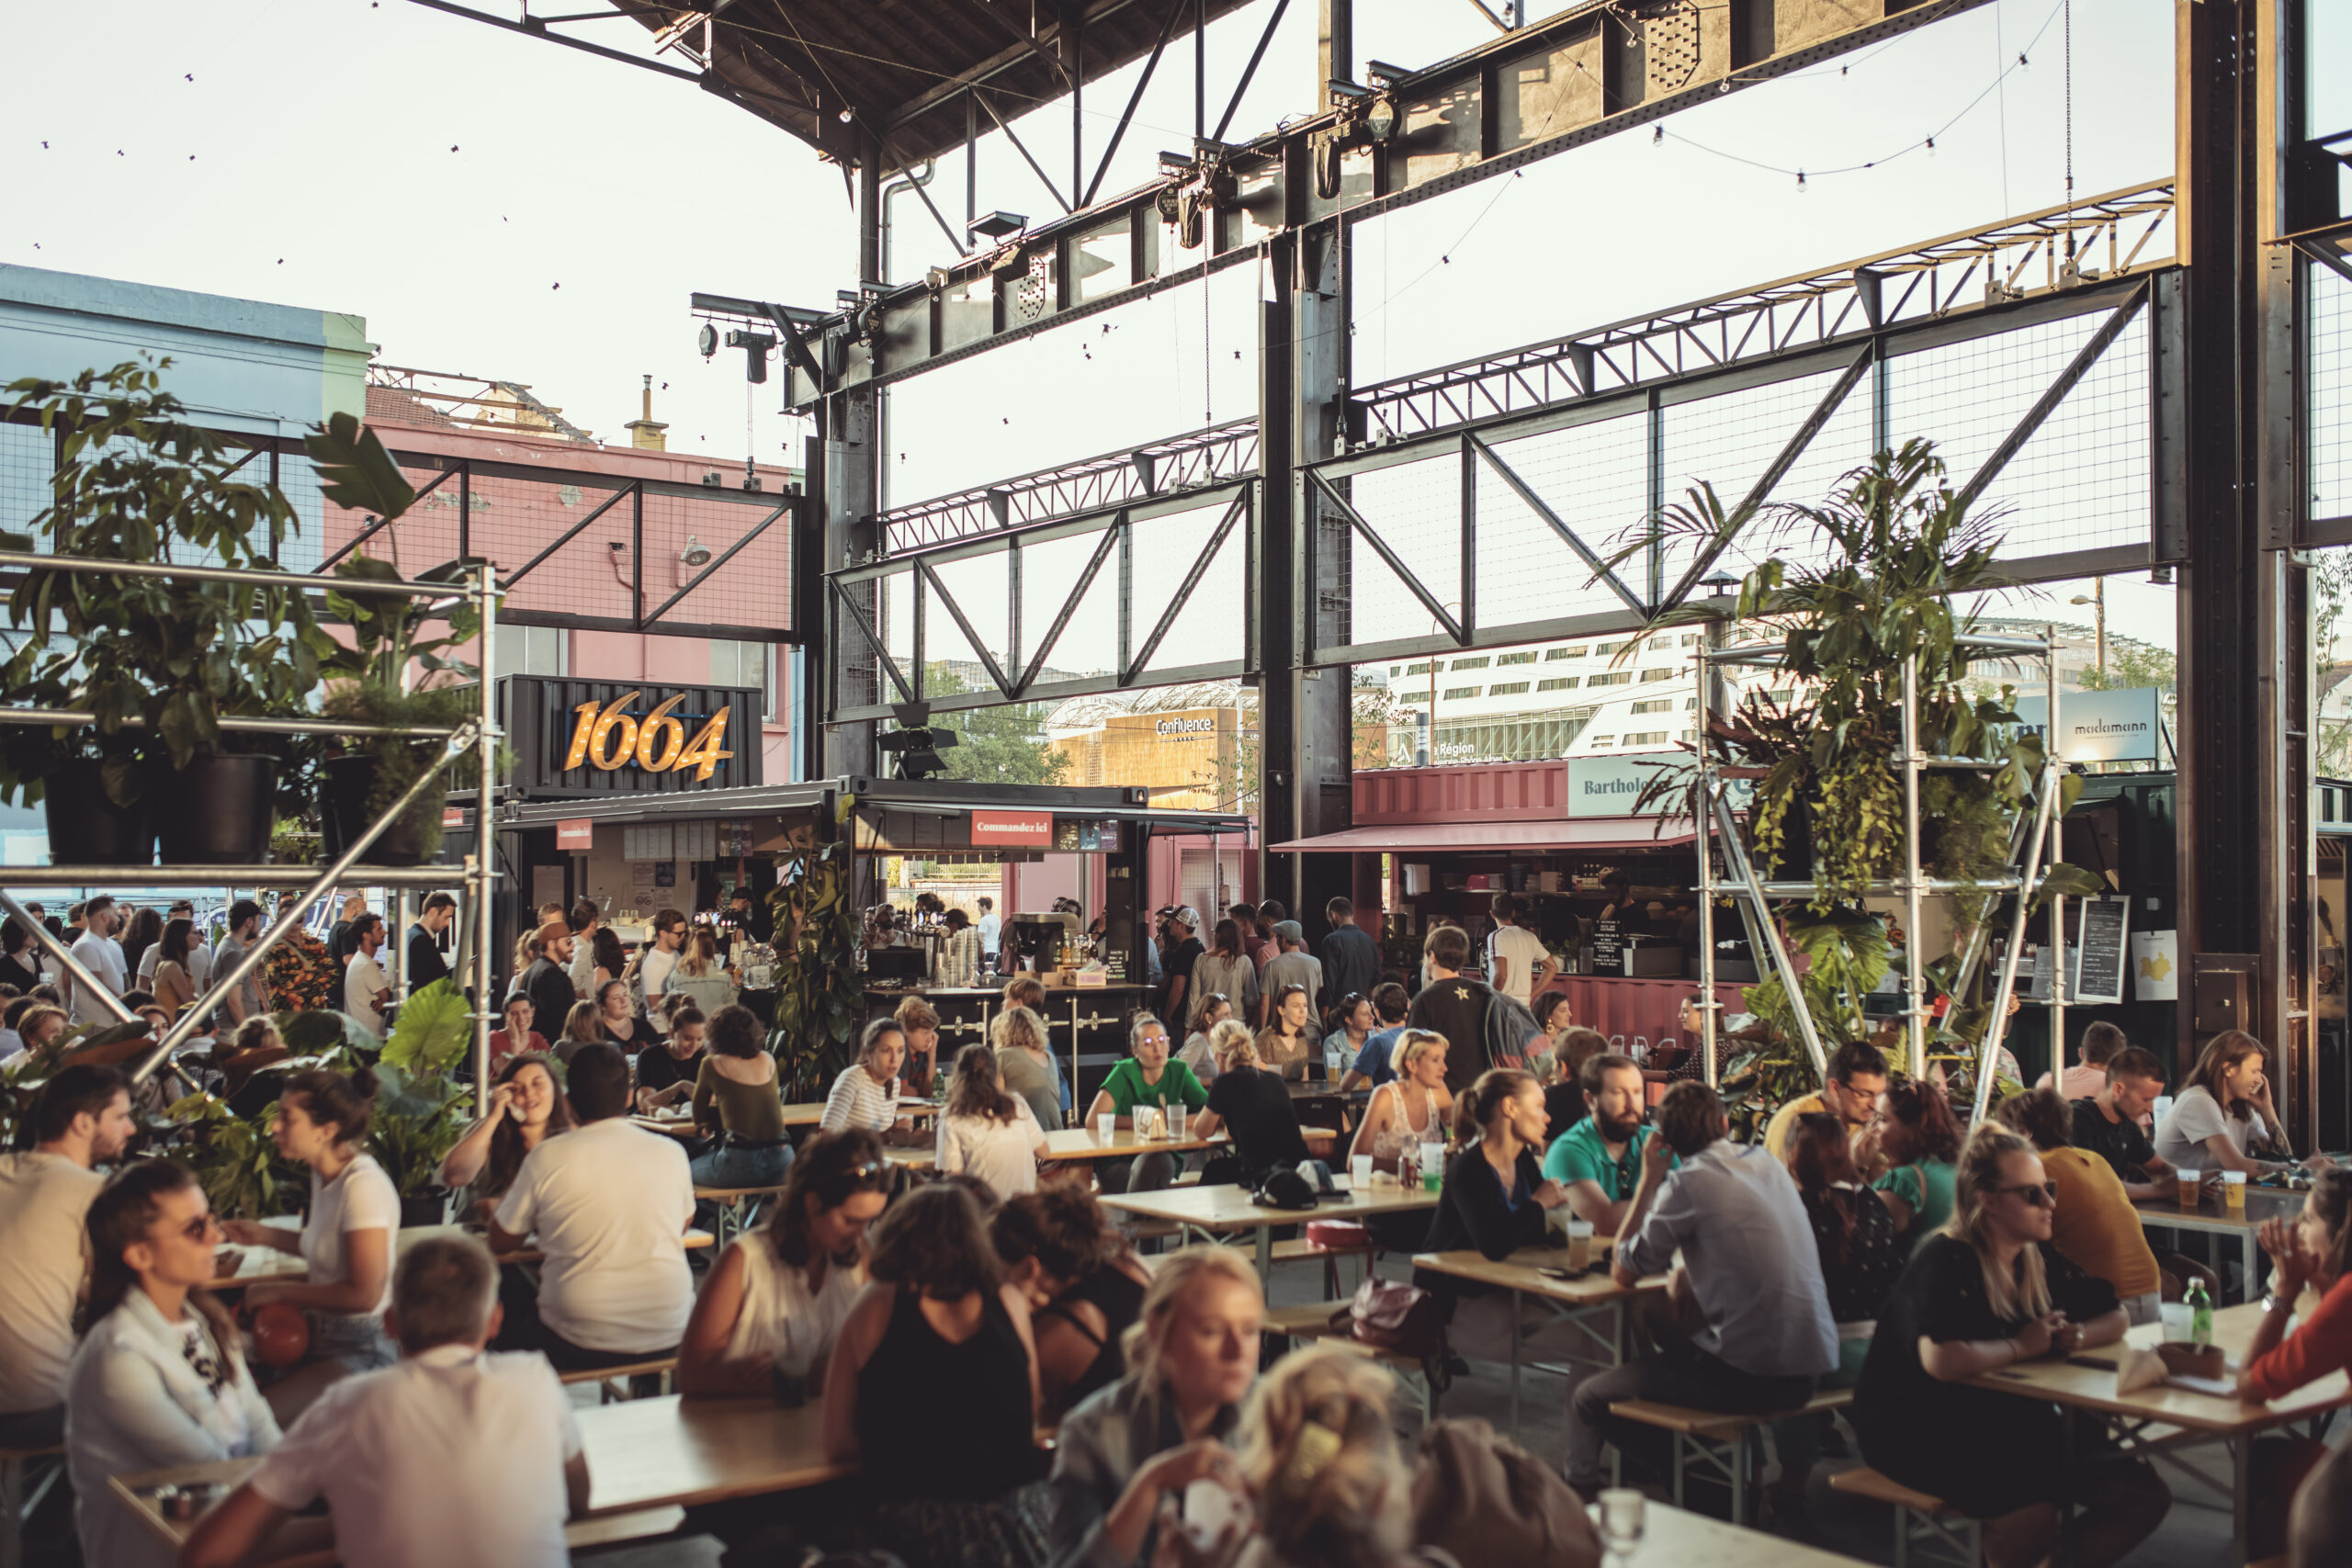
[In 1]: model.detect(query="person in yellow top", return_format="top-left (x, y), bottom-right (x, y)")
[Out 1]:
top-left (1997, 1085), bottom-right (2165, 1325)
top-left (1761, 1041), bottom-right (1890, 1164)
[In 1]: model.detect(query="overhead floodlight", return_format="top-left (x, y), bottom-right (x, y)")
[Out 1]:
top-left (1327, 78), bottom-right (1372, 101)
top-left (1364, 60), bottom-right (1414, 88)
top-left (681, 535), bottom-right (714, 568)
top-left (968, 209), bottom-right (1027, 241)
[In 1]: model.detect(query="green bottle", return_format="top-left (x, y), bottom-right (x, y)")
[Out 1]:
top-left (2185, 1277), bottom-right (2213, 1349)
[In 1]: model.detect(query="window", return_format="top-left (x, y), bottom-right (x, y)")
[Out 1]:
top-left (492, 624), bottom-right (567, 679)
top-left (710, 639), bottom-right (775, 718)
top-left (1685, 696), bottom-right (1699, 708)
top-left (1496, 650), bottom-right (1536, 666)
top-left (1647, 637), bottom-right (1670, 650)
top-left (1587, 671), bottom-right (1633, 687)
top-left (1680, 633), bottom-right (1702, 647)
top-left (1763, 687), bottom-right (1797, 705)
top-left (1397, 689), bottom-right (1430, 704)
top-left (1450, 656), bottom-right (1490, 671)
top-left (1489, 682), bottom-right (1530, 696)
top-left (1389, 664), bottom-right (1402, 676)
top-left (1682, 729), bottom-right (1698, 740)
top-left (1595, 640), bottom-right (1623, 654)
top-left (1623, 730), bottom-right (1670, 746)
top-left (1404, 660), bottom-right (1438, 675)
top-left (1639, 668), bottom-right (1674, 682)
top-left (1631, 699), bottom-right (1674, 715)
top-left (1537, 676), bottom-right (1579, 693)
top-left (1587, 735), bottom-right (1615, 748)
top-left (1548, 646), bottom-right (1586, 660)
top-left (1442, 686), bottom-right (1481, 700)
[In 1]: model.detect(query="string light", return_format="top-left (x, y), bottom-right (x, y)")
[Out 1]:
top-left (1796, 170), bottom-right (1808, 194)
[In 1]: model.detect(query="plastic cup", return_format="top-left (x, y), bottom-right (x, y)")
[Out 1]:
top-left (1419, 1143), bottom-right (1444, 1187)
top-left (2223, 1170), bottom-right (2247, 1211)
top-left (2177, 1169), bottom-right (2201, 1209)
top-left (1351, 1154), bottom-right (1374, 1189)
top-left (1097, 1113), bottom-right (1117, 1144)
top-left (2160, 1301), bottom-right (2192, 1342)
top-left (1566, 1219), bottom-right (1595, 1270)
top-left (1168, 1105), bottom-right (1188, 1142)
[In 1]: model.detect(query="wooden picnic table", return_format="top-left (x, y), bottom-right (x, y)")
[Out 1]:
top-left (633, 1097), bottom-right (938, 1139)
top-left (1967, 1296), bottom-right (2351, 1564)
top-left (204, 1222), bottom-right (711, 1292)
top-left (888, 1124), bottom-right (1343, 1176)
top-left (1412, 1245), bottom-right (1668, 1438)
top-left (1100, 1176), bottom-right (1438, 1277)
top-left (2131, 1181), bottom-right (2309, 1303)
top-left (1608, 1500), bottom-right (1873, 1566)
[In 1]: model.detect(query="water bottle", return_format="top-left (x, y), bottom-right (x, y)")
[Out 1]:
top-left (2185, 1277), bottom-right (2213, 1349)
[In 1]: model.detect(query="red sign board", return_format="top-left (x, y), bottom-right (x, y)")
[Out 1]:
top-left (556, 818), bottom-right (595, 852)
top-left (970, 809), bottom-right (1054, 847)
top-left (442, 807), bottom-right (466, 828)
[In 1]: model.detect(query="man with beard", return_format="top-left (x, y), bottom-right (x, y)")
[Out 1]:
top-left (1540, 1052), bottom-right (1663, 1231)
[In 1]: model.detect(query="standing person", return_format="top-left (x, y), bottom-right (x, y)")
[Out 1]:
top-left (1997, 1088), bottom-right (2165, 1325)
top-left (664, 927), bottom-right (739, 1019)
top-left (325, 892), bottom-right (368, 969)
top-left (690, 1003), bottom-right (793, 1192)
top-left (1762, 1040), bottom-right (1890, 1161)
top-left (1484, 893), bottom-right (1556, 1011)
top-left (1596, 872), bottom-right (1651, 934)
top-left (635, 1008), bottom-right (711, 1112)
top-left (2154, 1028), bottom-right (2326, 1177)
top-left (514, 919), bottom-right (579, 1038)
top-left (1261, 923), bottom-right (1322, 1019)
top-left (0, 1065), bottom-right (135, 1447)
top-left (150, 917), bottom-right (203, 1019)
top-left (2037, 1019), bottom-right (2129, 1100)
top-left (1541, 1051), bottom-right (1657, 1232)
top-left (1157, 907), bottom-right (1204, 1033)
top-left (565, 897), bottom-right (601, 999)
top-left (1252, 902), bottom-right (1287, 973)
top-left (67, 894), bottom-right (126, 1025)
top-left (222, 1067), bottom-right (400, 1411)
top-left (991, 1187), bottom-right (1156, 1421)
top-left (1193, 1027), bottom-right (1310, 1186)
top-left (263, 891), bottom-right (336, 1014)
top-left (1317, 897), bottom-right (1381, 1016)
top-left (342, 913), bottom-right (391, 1040)
top-left (1856, 1127), bottom-right (2166, 1568)
top-left (824, 1018), bottom-right (919, 1136)
top-left (68, 1160), bottom-right (280, 1568)
top-left (491, 1043), bottom-right (695, 1371)
top-left (117, 906), bottom-right (163, 985)
top-left (996, 1005), bottom-right (1067, 1134)
top-left (1230, 903), bottom-right (1271, 972)
top-left (823, 1184), bottom-right (1051, 1568)
top-left (1193, 919), bottom-right (1263, 1031)
top-left (938, 1043), bottom-right (1049, 1198)
top-left (1566, 1079), bottom-right (1837, 1495)
top-left (676, 1129), bottom-right (892, 1399)
top-left (1254, 985), bottom-right (1316, 1082)
top-left (938, 907), bottom-right (982, 988)
top-left (1338, 983), bottom-right (1411, 1090)
top-left (180, 1236), bottom-right (591, 1568)
top-left (1082, 1013), bottom-right (1207, 1196)
top-left (978, 896), bottom-right (1001, 972)
top-left (1047, 1247), bottom-right (1262, 1568)
top-left (405, 892), bottom-right (456, 990)
top-left (588, 927), bottom-right (628, 994)
top-left (0, 918), bottom-right (40, 994)
top-left (632, 907), bottom-right (689, 1037)
top-left (1405, 925), bottom-right (1492, 1095)
top-left (136, 900), bottom-right (209, 994)
top-left (1871, 1077), bottom-right (1966, 1247)
top-left (439, 1053), bottom-right (573, 1217)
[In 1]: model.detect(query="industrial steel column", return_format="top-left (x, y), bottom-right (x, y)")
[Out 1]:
top-left (2174, 0), bottom-right (2311, 1136)
top-left (820, 134), bottom-right (885, 784)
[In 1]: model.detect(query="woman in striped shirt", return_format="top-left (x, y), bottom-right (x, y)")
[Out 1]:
top-left (822, 1018), bottom-right (915, 1136)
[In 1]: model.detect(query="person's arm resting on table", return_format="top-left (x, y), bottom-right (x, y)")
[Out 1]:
top-left (1611, 1134), bottom-right (1680, 1289)
top-left (244, 1227), bottom-right (386, 1316)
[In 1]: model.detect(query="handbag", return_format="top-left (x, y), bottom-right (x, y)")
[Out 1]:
top-left (1347, 1273), bottom-right (1443, 1360)
top-left (1409, 1416), bottom-right (1601, 1567)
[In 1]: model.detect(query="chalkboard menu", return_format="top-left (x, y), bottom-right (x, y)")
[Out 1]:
top-left (2072, 897), bottom-right (2131, 1005)
top-left (1589, 919), bottom-right (1626, 977)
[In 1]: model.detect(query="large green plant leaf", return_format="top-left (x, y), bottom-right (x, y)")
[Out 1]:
top-left (379, 978), bottom-right (473, 1081)
top-left (302, 411), bottom-right (416, 520)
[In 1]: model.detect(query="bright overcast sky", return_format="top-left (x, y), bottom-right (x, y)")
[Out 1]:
top-left (9, 0), bottom-right (2326, 657)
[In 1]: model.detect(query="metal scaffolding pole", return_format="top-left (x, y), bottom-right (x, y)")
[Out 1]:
top-left (0, 890), bottom-right (138, 1026)
top-left (472, 562), bottom-right (502, 1091)
top-left (1900, 651), bottom-right (1928, 1078)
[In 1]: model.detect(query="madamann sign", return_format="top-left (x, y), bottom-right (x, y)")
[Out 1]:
top-left (502, 675), bottom-right (764, 798)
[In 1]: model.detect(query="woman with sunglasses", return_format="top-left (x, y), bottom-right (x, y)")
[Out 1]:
top-left (1856, 1125), bottom-right (2166, 1568)
top-left (69, 1161), bottom-right (282, 1568)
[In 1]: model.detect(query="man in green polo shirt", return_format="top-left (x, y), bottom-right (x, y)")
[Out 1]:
top-left (1542, 1052), bottom-right (1660, 1230)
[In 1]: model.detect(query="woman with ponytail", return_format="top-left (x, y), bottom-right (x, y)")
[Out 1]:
top-left (222, 1066), bottom-right (400, 1411)
top-left (68, 1161), bottom-right (280, 1568)
top-left (1232, 1345), bottom-right (1425, 1568)
top-left (1409, 1068), bottom-right (1569, 1363)
top-left (1869, 1076), bottom-right (1965, 1249)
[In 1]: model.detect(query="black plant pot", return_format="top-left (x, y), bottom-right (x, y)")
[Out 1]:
top-left (154, 753), bottom-right (278, 864)
top-left (398, 1188), bottom-right (449, 1228)
top-left (43, 758), bottom-right (156, 865)
top-left (320, 754), bottom-right (439, 867)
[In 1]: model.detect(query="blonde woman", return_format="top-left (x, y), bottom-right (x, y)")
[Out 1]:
top-left (1231, 1345), bottom-right (1418, 1568)
top-left (1855, 1125), bottom-right (2165, 1568)
top-left (994, 1003), bottom-right (1064, 1133)
top-left (1193, 1019), bottom-right (1307, 1185)
top-left (1047, 1247), bottom-right (1262, 1568)
top-left (1347, 1029), bottom-right (1451, 1174)
top-left (662, 927), bottom-right (740, 1019)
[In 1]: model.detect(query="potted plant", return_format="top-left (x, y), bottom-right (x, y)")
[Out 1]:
top-left (368, 978), bottom-right (477, 1224)
top-left (1, 360), bottom-right (322, 863)
top-left (768, 825), bottom-right (865, 1098)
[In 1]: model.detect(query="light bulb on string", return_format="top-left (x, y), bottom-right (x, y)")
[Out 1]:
top-left (1796, 170), bottom-right (1808, 195)
top-left (1925, 136), bottom-right (1937, 157)
top-left (1652, 125), bottom-right (1664, 148)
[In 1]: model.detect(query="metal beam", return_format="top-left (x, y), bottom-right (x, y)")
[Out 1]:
top-left (914, 557), bottom-right (1015, 697)
top-left (1463, 430), bottom-right (1645, 615)
top-left (503, 479), bottom-right (638, 589)
top-left (1307, 469), bottom-right (1463, 644)
top-left (828, 577), bottom-right (913, 703)
top-left (1954, 281), bottom-right (2152, 513)
top-left (1124, 491), bottom-right (1245, 679)
top-left (1016, 520), bottom-right (1123, 694)
top-left (638, 494), bottom-right (793, 626)
top-left (978, 90), bottom-right (1074, 214)
top-left (1215, 0), bottom-right (1289, 142)
top-left (1085, 0), bottom-right (1187, 209)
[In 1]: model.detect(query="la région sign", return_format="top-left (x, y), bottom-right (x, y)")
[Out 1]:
top-left (563, 689), bottom-right (734, 782)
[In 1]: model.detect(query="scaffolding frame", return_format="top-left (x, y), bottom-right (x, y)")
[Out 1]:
top-left (1692, 625), bottom-right (2067, 1123)
top-left (0, 551), bottom-right (505, 1089)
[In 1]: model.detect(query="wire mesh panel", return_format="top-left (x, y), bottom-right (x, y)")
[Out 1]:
top-left (2315, 265), bottom-right (2351, 525)
top-left (1016, 526), bottom-right (1122, 682)
top-left (1469, 441), bottom-right (1639, 631)
top-left (1972, 313), bottom-right (2150, 558)
top-left (1661, 365), bottom-right (1864, 588)
top-left (1477, 411), bottom-right (1650, 615)
top-left (0, 422), bottom-right (52, 539)
top-left (1129, 502), bottom-right (1228, 661)
top-left (1341, 451), bottom-right (1464, 631)
top-left (1888, 310), bottom-right (2106, 497)
top-left (1137, 502), bottom-right (1245, 676)
top-left (926, 548), bottom-right (1012, 686)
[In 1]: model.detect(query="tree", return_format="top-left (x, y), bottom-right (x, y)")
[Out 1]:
top-left (921, 663), bottom-right (1070, 785)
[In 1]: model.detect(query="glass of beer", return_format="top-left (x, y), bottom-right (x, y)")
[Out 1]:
top-left (2222, 1170), bottom-right (2247, 1212)
top-left (2177, 1168), bottom-right (2201, 1209)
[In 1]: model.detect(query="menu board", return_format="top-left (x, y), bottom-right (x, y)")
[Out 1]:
top-left (1589, 919), bottom-right (1626, 977)
top-left (2071, 897), bottom-right (2131, 1006)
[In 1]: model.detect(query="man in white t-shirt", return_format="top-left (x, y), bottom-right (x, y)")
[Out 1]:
top-left (136, 897), bottom-right (213, 993)
top-left (344, 913), bottom-right (391, 1039)
top-left (181, 1235), bottom-right (587, 1568)
top-left (1485, 892), bottom-right (1557, 1010)
top-left (977, 896), bottom-right (1001, 967)
top-left (0, 1065), bottom-right (135, 1446)
top-left (65, 895), bottom-right (126, 1026)
top-left (490, 1043), bottom-right (695, 1370)
top-left (636, 907), bottom-right (687, 1037)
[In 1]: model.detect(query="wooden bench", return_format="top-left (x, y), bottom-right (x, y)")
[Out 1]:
top-left (1259, 1303), bottom-right (1440, 1421)
top-left (558, 1359), bottom-right (680, 1404)
top-left (693, 1184), bottom-right (788, 1248)
top-left (1608, 1389), bottom-right (1854, 1525)
top-left (1829, 1464), bottom-right (1983, 1568)
top-left (1267, 1235), bottom-right (1378, 1295)
top-left (0, 1445), bottom-right (65, 1568)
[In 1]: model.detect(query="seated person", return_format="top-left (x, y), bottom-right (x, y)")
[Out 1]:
top-left (181, 1235), bottom-right (590, 1568)
top-left (1856, 1126), bottom-right (2166, 1568)
top-left (824, 1018), bottom-right (922, 1137)
top-left (1046, 1247), bottom-right (1261, 1568)
top-left (490, 1043), bottom-right (695, 1371)
top-left (1566, 1080), bottom-right (1836, 1495)
top-left (937, 1043), bottom-right (1049, 1199)
top-left (1997, 1088), bottom-right (2165, 1325)
top-left (440, 1053), bottom-right (573, 1217)
top-left (633, 1006), bottom-right (709, 1113)
top-left (1319, 993), bottom-right (1376, 1077)
top-left (1177, 991), bottom-right (1231, 1086)
top-left (1871, 1077), bottom-right (1965, 1248)
top-left (590, 978), bottom-right (651, 1055)
top-left (1763, 1040), bottom-right (1889, 1162)
top-left (676, 1129), bottom-right (891, 1399)
top-left (1541, 1025), bottom-right (1608, 1136)
top-left (1254, 984), bottom-right (1316, 1082)
top-left (995, 1004), bottom-right (1067, 1134)
top-left (691, 1003), bottom-right (793, 1191)
top-left (69, 1160), bottom-right (280, 1568)
top-left (1193, 1022), bottom-right (1309, 1186)
top-left (2037, 1018), bottom-right (2131, 1101)
top-left (1233, 1346), bottom-right (1417, 1568)
top-left (487, 994), bottom-right (548, 1076)
top-left (2072, 1044), bottom-right (2220, 1301)
top-left (1082, 1012), bottom-right (1208, 1196)
top-left (555, 1000), bottom-right (605, 1063)
top-left (991, 1185), bottom-right (1155, 1419)
top-left (823, 1184), bottom-right (1050, 1566)
top-left (1338, 982), bottom-right (1413, 1091)
top-left (0, 1063), bottom-right (133, 1447)
top-left (1540, 1050), bottom-right (1658, 1231)
top-left (1349, 1030), bottom-right (1452, 1175)
top-left (2154, 1029), bottom-right (2329, 1178)
top-left (1412, 1069), bottom-right (1572, 1365)
top-left (894, 994), bottom-right (943, 1098)
top-left (2237, 1168), bottom-right (2352, 1404)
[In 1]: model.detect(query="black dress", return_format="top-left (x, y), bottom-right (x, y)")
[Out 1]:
top-left (1856, 1235), bottom-right (2120, 1517)
top-left (1037, 1266), bottom-right (1148, 1416)
top-left (1804, 1185), bottom-right (1904, 1324)
top-left (1412, 1145), bottom-right (1548, 1310)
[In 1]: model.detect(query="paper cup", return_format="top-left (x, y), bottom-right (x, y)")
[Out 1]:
top-left (1351, 1154), bottom-right (1374, 1188)
top-left (1097, 1113), bottom-right (1117, 1143)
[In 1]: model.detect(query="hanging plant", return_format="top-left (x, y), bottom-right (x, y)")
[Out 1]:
top-left (767, 810), bottom-right (865, 1100)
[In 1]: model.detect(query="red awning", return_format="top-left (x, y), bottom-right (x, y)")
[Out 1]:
top-left (1268, 818), bottom-right (1696, 854)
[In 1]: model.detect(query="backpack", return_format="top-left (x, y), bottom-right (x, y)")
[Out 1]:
top-left (1344, 1274), bottom-right (1443, 1361)
top-left (1409, 1416), bottom-right (1603, 1568)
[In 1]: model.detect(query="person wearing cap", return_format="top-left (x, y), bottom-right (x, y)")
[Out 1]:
top-left (1262, 922), bottom-right (1324, 1021)
top-left (1159, 907), bottom-right (1204, 1029)
top-left (515, 921), bottom-right (578, 1043)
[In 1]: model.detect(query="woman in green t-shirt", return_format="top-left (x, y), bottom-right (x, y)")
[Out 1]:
top-left (1084, 1012), bottom-right (1209, 1198)
top-left (1870, 1077), bottom-right (1964, 1250)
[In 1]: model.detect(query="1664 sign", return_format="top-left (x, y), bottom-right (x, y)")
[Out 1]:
top-left (563, 689), bottom-right (734, 782)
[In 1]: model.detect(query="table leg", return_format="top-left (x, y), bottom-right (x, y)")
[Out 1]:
top-left (1509, 1289), bottom-right (1522, 1439)
top-left (2232, 1435), bottom-right (2251, 1567)
top-left (2245, 1232), bottom-right (2258, 1306)
top-left (1256, 1225), bottom-right (1273, 1281)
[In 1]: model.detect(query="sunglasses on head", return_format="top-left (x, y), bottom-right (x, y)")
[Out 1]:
top-left (1996, 1181), bottom-right (2061, 1207)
